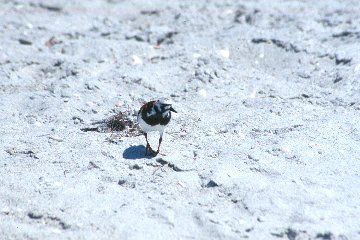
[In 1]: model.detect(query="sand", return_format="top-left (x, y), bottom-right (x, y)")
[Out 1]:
top-left (1, 0), bottom-right (360, 239)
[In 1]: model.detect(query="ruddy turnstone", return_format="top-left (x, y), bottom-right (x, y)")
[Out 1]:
top-left (137, 99), bottom-right (177, 156)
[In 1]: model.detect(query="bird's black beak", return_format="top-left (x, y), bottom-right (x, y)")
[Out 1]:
top-left (170, 107), bottom-right (177, 113)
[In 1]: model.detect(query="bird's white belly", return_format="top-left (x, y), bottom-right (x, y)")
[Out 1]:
top-left (137, 115), bottom-right (166, 133)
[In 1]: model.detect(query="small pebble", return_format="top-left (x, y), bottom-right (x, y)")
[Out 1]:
top-left (1, 207), bottom-right (10, 215)
top-left (34, 121), bottom-right (42, 127)
top-left (236, 130), bottom-right (246, 139)
top-left (28, 211), bottom-right (43, 219)
top-left (218, 48), bottom-right (230, 59)
top-left (26, 23), bottom-right (33, 29)
top-left (249, 90), bottom-right (256, 98)
top-left (118, 180), bottom-right (126, 185)
top-left (51, 229), bottom-right (62, 234)
top-left (206, 180), bottom-right (219, 188)
top-left (60, 89), bottom-right (71, 98)
top-left (19, 39), bottom-right (32, 45)
top-left (49, 135), bottom-right (63, 142)
top-left (281, 147), bottom-right (290, 153)
top-left (86, 101), bottom-right (94, 107)
top-left (129, 164), bottom-right (142, 170)
top-left (219, 128), bottom-right (228, 133)
top-left (177, 181), bottom-right (185, 188)
top-left (180, 65), bottom-right (187, 70)
top-left (115, 101), bottom-right (123, 107)
top-left (223, 9), bottom-right (234, 15)
top-left (198, 89), bottom-right (207, 98)
top-left (207, 128), bottom-right (217, 136)
top-left (132, 55), bottom-right (142, 65)
top-left (354, 63), bottom-right (360, 73)
top-left (193, 53), bottom-right (201, 59)
top-left (180, 132), bottom-right (187, 137)
top-left (53, 182), bottom-right (62, 187)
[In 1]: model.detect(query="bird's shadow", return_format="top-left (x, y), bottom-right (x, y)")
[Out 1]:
top-left (122, 145), bottom-right (155, 160)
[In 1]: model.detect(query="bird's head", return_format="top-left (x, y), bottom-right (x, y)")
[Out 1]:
top-left (157, 98), bottom-right (177, 113)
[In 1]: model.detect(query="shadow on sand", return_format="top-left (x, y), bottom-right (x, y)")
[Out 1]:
top-left (122, 145), bottom-right (155, 160)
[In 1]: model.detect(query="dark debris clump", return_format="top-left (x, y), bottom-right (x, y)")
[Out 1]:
top-left (81, 111), bottom-right (143, 140)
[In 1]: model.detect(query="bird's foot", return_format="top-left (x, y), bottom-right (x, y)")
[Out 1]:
top-left (145, 146), bottom-right (158, 156)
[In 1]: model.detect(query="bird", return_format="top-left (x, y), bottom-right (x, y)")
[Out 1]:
top-left (137, 99), bottom-right (177, 156)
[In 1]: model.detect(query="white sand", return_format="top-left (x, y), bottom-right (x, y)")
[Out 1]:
top-left (1, 0), bottom-right (360, 239)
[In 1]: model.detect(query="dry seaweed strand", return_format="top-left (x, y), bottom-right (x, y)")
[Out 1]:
top-left (81, 111), bottom-right (143, 143)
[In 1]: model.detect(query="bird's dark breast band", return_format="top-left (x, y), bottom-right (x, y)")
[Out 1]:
top-left (141, 105), bottom-right (171, 126)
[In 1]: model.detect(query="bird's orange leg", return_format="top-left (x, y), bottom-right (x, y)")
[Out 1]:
top-left (156, 133), bottom-right (163, 155)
